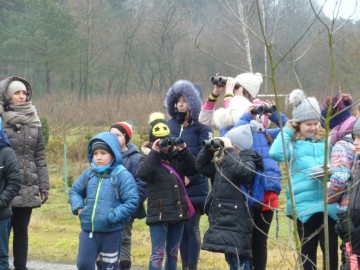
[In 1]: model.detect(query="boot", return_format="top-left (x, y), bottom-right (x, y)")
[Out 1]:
top-left (95, 259), bottom-right (102, 270)
top-left (187, 263), bottom-right (197, 270)
top-left (119, 260), bottom-right (131, 270)
top-left (181, 262), bottom-right (188, 270)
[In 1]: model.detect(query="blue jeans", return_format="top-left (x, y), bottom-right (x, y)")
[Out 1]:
top-left (149, 221), bottom-right (185, 270)
top-left (225, 253), bottom-right (250, 270)
top-left (77, 230), bottom-right (122, 270)
top-left (0, 217), bottom-right (11, 270)
top-left (180, 208), bottom-right (201, 265)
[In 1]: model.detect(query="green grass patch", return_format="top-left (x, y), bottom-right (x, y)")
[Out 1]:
top-left (9, 175), bottom-right (338, 269)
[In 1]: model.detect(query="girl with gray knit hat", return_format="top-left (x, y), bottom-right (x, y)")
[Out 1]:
top-left (0, 76), bottom-right (50, 270)
top-left (349, 117), bottom-right (360, 267)
top-left (269, 89), bottom-right (339, 270)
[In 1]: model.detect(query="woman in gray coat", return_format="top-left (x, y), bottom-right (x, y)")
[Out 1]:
top-left (0, 76), bottom-right (50, 270)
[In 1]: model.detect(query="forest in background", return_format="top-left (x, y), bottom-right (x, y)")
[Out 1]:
top-left (0, 0), bottom-right (359, 105)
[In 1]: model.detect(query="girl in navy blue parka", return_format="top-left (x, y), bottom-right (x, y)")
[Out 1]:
top-left (165, 80), bottom-right (213, 270)
top-left (70, 132), bottom-right (138, 270)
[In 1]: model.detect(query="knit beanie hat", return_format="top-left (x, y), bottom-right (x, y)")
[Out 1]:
top-left (234, 72), bottom-right (263, 98)
top-left (6, 80), bottom-right (27, 100)
top-left (321, 94), bottom-right (352, 129)
top-left (91, 140), bottom-right (114, 157)
top-left (225, 120), bottom-right (259, 150)
top-left (148, 112), bottom-right (171, 142)
top-left (352, 117), bottom-right (360, 137)
top-left (110, 122), bottom-right (133, 144)
top-left (288, 89), bottom-right (321, 123)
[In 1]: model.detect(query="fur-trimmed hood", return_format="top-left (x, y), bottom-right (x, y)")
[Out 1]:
top-left (164, 80), bottom-right (202, 121)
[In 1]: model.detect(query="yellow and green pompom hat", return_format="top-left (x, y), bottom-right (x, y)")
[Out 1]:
top-left (148, 112), bottom-right (171, 142)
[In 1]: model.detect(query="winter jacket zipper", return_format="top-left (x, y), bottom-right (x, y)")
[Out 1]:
top-left (91, 177), bottom-right (103, 232)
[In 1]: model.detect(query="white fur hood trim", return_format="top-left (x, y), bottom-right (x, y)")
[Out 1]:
top-left (213, 96), bottom-right (252, 130)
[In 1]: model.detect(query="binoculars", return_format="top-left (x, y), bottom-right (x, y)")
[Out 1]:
top-left (202, 138), bottom-right (224, 149)
top-left (211, 75), bottom-right (240, 89)
top-left (250, 105), bottom-right (276, 115)
top-left (158, 137), bottom-right (184, 149)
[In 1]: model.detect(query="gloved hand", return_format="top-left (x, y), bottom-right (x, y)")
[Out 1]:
top-left (40, 189), bottom-right (49, 204)
top-left (285, 120), bottom-right (298, 132)
top-left (219, 137), bottom-right (232, 148)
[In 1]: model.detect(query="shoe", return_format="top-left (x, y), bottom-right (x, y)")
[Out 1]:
top-left (119, 260), bottom-right (131, 270)
top-left (96, 259), bottom-right (102, 270)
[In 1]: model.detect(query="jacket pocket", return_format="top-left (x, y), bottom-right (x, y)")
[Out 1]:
top-left (213, 200), bottom-right (241, 228)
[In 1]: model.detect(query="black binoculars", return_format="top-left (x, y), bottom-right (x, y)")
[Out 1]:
top-left (158, 137), bottom-right (184, 149)
top-left (211, 75), bottom-right (240, 89)
top-left (202, 138), bottom-right (224, 149)
top-left (250, 105), bottom-right (276, 115)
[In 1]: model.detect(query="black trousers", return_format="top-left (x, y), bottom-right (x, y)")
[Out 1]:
top-left (11, 207), bottom-right (32, 270)
top-left (251, 209), bottom-right (274, 270)
top-left (297, 212), bottom-right (338, 270)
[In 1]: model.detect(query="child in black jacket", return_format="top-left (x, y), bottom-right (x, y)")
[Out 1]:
top-left (196, 121), bottom-right (263, 270)
top-left (137, 112), bottom-right (197, 270)
top-left (350, 117), bottom-right (360, 266)
top-left (0, 117), bottom-right (21, 269)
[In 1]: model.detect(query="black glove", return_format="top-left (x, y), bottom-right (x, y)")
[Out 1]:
top-left (40, 189), bottom-right (49, 204)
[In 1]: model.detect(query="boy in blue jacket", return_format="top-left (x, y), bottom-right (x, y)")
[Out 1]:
top-left (69, 132), bottom-right (139, 270)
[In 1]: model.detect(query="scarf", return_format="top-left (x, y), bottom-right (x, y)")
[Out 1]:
top-left (294, 127), bottom-right (326, 143)
top-left (1, 101), bottom-right (41, 128)
top-left (91, 161), bottom-right (112, 173)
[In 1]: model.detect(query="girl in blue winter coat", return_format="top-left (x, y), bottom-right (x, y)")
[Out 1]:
top-left (164, 80), bottom-right (213, 270)
top-left (69, 132), bottom-right (139, 270)
top-left (269, 89), bottom-right (338, 270)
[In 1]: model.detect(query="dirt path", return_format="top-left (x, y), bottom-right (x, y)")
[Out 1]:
top-left (9, 259), bottom-right (146, 270)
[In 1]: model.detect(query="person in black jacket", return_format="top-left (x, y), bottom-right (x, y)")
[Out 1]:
top-left (0, 117), bottom-right (21, 270)
top-left (350, 117), bottom-right (360, 266)
top-left (196, 121), bottom-right (263, 270)
top-left (137, 112), bottom-right (197, 270)
top-left (164, 80), bottom-right (213, 270)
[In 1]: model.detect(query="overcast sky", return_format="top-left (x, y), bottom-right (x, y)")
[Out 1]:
top-left (321, 0), bottom-right (360, 20)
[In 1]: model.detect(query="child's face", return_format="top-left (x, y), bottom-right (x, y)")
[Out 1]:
top-left (92, 149), bottom-right (113, 167)
top-left (176, 96), bottom-right (189, 113)
top-left (299, 120), bottom-right (320, 138)
top-left (354, 135), bottom-right (360, 155)
top-left (110, 128), bottom-right (126, 149)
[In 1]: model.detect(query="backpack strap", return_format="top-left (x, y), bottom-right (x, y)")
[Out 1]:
top-left (81, 168), bottom-right (93, 192)
top-left (111, 165), bottom-right (126, 200)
